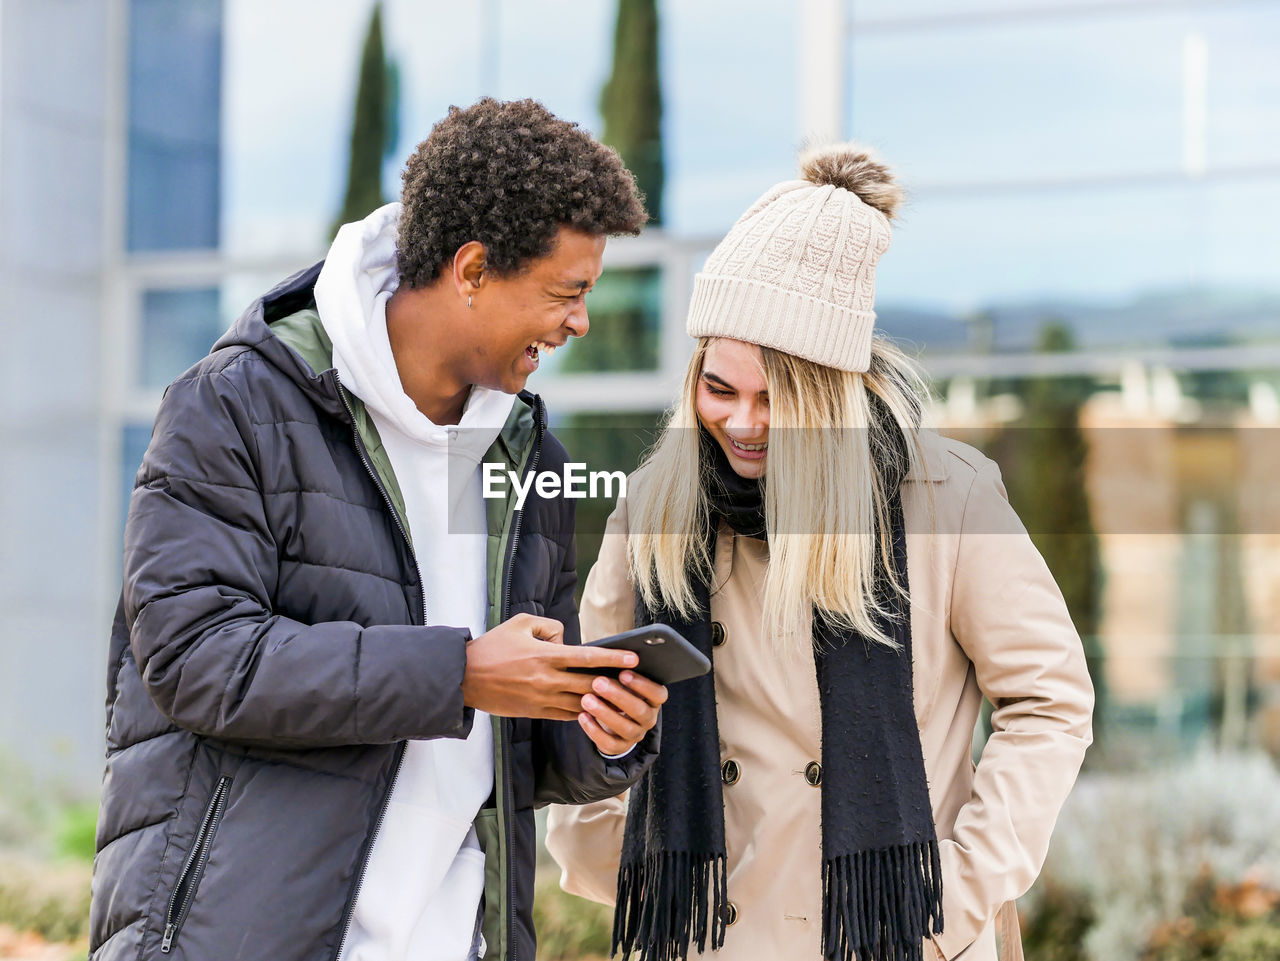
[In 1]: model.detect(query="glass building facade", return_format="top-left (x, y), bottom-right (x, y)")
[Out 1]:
top-left (838, 0), bottom-right (1280, 760)
top-left (3, 0), bottom-right (1278, 792)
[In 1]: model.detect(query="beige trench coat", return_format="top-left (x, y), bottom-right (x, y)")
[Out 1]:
top-left (546, 434), bottom-right (1094, 961)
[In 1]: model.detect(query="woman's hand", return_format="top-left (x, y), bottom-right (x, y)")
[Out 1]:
top-left (578, 670), bottom-right (667, 756)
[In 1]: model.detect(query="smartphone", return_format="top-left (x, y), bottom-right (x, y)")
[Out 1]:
top-left (570, 624), bottom-right (710, 686)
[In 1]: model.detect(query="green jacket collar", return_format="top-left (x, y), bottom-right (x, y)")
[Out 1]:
top-left (270, 307), bottom-right (540, 549)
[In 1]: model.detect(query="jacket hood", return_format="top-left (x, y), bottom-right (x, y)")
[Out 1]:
top-left (210, 259), bottom-right (351, 416)
top-left (211, 247), bottom-right (541, 457)
top-left (315, 202), bottom-right (514, 456)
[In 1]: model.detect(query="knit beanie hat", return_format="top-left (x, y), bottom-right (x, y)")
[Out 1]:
top-left (686, 143), bottom-right (904, 372)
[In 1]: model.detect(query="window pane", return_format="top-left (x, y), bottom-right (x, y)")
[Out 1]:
top-left (875, 178), bottom-right (1280, 352)
top-left (221, 0), bottom-right (798, 249)
top-left (851, 0), bottom-right (1170, 22)
top-left (850, 6), bottom-right (1280, 185)
top-left (851, 13), bottom-right (1185, 184)
top-left (1200, 6), bottom-right (1280, 169)
top-left (127, 0), bottom-right (222, 251)
top-left (139, 287), bottom-right (224, 389)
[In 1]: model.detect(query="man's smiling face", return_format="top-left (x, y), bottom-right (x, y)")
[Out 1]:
top-left (464, 226), bottom-right (605, 394)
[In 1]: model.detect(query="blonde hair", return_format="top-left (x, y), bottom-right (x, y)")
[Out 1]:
top-left (626, 337), bottom-right (930, 653)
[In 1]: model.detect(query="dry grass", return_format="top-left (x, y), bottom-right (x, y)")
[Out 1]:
top-left (0, 922), bottom-right (85, 961)
top-left (0, 855), bottom-right (90, 949)
top-left (532, 871), bottom-right (614, 961)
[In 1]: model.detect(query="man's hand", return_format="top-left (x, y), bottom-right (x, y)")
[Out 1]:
top-left (461, 613), bottom-right (635, 719)
top-left (460, 613), bottom-right (666, 755)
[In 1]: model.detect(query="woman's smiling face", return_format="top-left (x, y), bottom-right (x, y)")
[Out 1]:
top-left (695, 338), bottom-right (770, 479)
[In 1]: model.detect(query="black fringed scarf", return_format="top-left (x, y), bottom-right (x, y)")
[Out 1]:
top-left (612, 424), bottom-right (943, 961)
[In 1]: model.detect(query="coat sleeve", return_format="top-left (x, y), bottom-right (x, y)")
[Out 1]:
top-left (124, 364), bottom-right (473, 749)
top-left (532, 495), bottom-right (658, 806)
top-left (931, 460), bottom-right (1095, 959)
top-left (543, 498), bottom-right (638, 898)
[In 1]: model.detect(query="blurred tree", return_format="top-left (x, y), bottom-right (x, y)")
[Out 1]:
top-left (599, 0), bottom-right (664, 225)
top-left (1000, 321), bottom-right (1107, 760)
top-left (561, 0), bottom-right (669, 596)
top-left (562, 0), bottom-right (665, 377)
top-left (330, 3), bottom-right (399, 239)
top-left (558, 267), bottom-right (661, 374)
top-left (555, 414), bottom-right (662, 606)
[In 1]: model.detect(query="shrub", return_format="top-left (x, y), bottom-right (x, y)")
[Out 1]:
top-left (0, 855), bottom-right (91, 944)
top-left (0, 753), bottom-right (45, 853)
top-left (1142, 871), bottom-right (1280, 961)
top-left (532, 873), bottom-right (613, 961)
top-left (53, 804), bottom-right (98, 863)
top-left (1038, 750), bottom-right (1280, 960)
top-left (1021, 878), bottom-right (1094, 961)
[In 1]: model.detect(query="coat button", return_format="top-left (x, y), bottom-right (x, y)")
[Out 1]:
top-left (721, 759), bottom-right (741, 785)
top-left (723, 901), bottom-right (739, 926)
top-left (804, 761), bottom-right (822, 786)
top-left (711, 621), bottom-right (726, 647)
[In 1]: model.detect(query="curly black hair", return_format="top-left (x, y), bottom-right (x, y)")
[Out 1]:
top-left (396, 98), bottom-right (648, 289)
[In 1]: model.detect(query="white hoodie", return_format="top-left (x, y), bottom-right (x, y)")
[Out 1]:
top-left (317, 203), bottom-right (515, 961)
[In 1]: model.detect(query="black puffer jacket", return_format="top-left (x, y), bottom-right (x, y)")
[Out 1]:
top-left (90, 263), bottom-right (657, 961)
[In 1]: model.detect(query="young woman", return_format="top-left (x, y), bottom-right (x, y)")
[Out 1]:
top-left (547, 145), bottom-right (1094, 961)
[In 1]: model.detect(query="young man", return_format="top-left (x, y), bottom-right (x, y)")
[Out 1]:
top-left (91, 98), bottom-right (664, 961)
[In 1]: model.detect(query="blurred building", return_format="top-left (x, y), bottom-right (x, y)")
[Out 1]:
top-left (1080, 382), bottom-right (1280, 758)
top-left (0, 0), bottom-right (223, 792)
top-left (1, 0), bottom-right (1278, 792)
top-left (933, 372), bottom-right (1280, 762)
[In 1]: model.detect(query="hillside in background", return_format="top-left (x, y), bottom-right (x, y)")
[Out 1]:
top-left (877, 287), bottom-right (1280, 355)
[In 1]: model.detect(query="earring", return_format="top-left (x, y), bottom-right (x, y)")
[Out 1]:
top-left (467, 296), bottom-right (473, 309)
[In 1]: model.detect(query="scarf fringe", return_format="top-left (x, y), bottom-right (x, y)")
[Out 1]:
top-left (821, 841), bottom-right (944, 961)
top-left (612, 850), bottom-right (728, 961)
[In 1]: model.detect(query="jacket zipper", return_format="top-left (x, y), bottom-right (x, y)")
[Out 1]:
top-left (160, 775), bottom-right (232, 954)
top-left (330, 377), bottom-right (543, 961)
top-left (331, 375), bottom-right (424, 961)
top-left (501, 397), bottom-right (544, 621)
top-left (498, 397), bottom-right (545, 961)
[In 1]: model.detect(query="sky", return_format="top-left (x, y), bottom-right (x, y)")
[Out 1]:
top-left (219, 0), bottom-right (1280, 314)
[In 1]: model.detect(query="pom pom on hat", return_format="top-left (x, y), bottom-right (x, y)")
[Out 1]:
top-left (799, 142), bottom-right (904, 221)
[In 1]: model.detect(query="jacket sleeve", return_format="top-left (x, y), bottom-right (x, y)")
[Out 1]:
top-left (931, 460), bottom-right (1095, 959)
top-left (124, 365), bottom-right (473, 749)
top-left (543, 498), bottom-right (638, 893)
top-left (532, 496), bottom-right (658, 806)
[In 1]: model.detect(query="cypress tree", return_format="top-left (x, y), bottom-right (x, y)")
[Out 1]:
top-left (330, 3), bottom-right (393, 238)
top-left (1003, 322), bottom-right (1107, 756)
top-left (564, 0), bottom-right (666, 374)
top-left (561, 0), bottom-right (667, 598)
top-left (599, 0), bottom-right (664, 225)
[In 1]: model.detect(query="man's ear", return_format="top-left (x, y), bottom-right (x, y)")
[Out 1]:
top-left (452, 241), bottom-right (488, 302)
